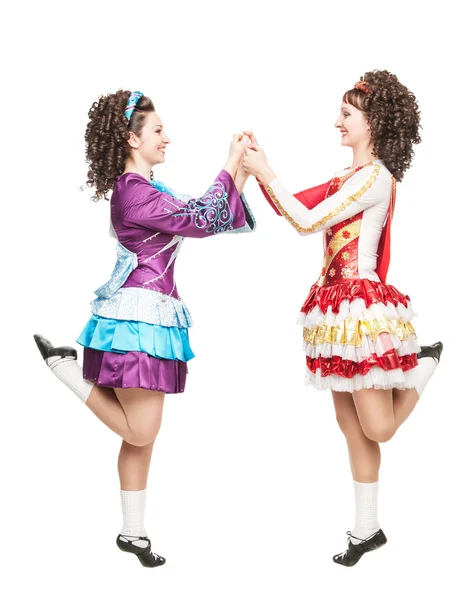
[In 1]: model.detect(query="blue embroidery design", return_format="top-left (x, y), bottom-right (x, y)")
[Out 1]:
top-left (152, 179), bottom-right (255, 234)
top-left (170, 180), bottom-right (234, 234)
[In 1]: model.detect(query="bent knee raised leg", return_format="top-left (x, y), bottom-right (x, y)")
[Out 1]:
top-left (362, 422), bottom-right (395, 443)
top-left (352, 388), bottom-right (395, 442)
top-left (114, 388), bottom-right (164, 447)
top-left (128, 435), bottom-right (156, 447)
top-left (128, 421), bottom-right (161, 446)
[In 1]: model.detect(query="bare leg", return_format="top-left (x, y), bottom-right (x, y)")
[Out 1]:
top-left (390, 351), bottom-right (441, 428)
top-left (392, 388), bottom-right (419, 429)
top-left (86, 385), bottom-right (133, 441)
top-left (114, 388), bottom-right (165, 448)
top-left (115, 388), bottom-right (165, 488)
top-left (353, 378), bottom-right (435, 442)
top-left (114, 388), bottom-right (165, 556)
top-left (115, 388), bottom-right (165, 489)
top-left (83, 385), bottom-right (165, 448)
top-left (118, 440), bottom-right (155, 490)
top-left (333, 391), bottom-right (380, 482)
top-left (352, 388), bottom-right (396, 443)
top-left (332, 391), bottom-right (383, 559)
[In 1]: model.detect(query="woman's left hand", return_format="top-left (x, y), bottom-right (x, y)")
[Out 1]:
top-left (241, 144), bottom-right (277, 186)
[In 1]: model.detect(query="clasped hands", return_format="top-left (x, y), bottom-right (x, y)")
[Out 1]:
top-left (227, 131), bottom-right (276, 189)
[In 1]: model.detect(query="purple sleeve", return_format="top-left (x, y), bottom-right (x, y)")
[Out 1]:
top-left (123, 170), bottom-right (247, 238)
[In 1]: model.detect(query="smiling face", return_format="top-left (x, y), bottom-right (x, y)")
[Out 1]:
top-left (334, 102), bottom-right (372, 148)
top-left (128, 111), bottom-right (170, 165)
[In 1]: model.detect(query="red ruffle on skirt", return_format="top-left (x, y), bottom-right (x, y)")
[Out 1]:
top-left (306, 350), bottom-right (418, 379)
top-left (301, 278), bottom-right (411, 315)
top-left (83, 348), bottom-right (188, 393)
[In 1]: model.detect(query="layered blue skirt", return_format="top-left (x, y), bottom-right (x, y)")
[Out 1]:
top-left (77, 315), bottom-right (194, 393)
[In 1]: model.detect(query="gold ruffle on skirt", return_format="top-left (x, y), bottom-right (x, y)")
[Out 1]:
top-left (303, 316), bottom-right (416, 347)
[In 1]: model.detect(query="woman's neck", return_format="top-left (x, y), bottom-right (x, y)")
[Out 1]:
top-left (122, 158), bottom-right (153, 181)
top-left (350, 145), bottom-right (377, 169)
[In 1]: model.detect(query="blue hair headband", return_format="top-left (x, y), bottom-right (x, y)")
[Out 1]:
top-left (124, 91), bottom-right (144, 121)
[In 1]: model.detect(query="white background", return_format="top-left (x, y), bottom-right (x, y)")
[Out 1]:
top-left (2, 1), bottom-right (473, 598)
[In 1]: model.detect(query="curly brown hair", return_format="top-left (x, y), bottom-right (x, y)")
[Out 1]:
top-left (343, 70), bottom-right (421, 182)
top-left (84, 90), bottom-right (155, 201)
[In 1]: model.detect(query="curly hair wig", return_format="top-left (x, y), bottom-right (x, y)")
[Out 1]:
top-left (84, 90), bottom-right (155, 201)
top-left (343, 70), bottom-right (421, 182)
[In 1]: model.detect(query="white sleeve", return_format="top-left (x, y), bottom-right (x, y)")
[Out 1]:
top-left (263, 163), bottom-right (392, 235)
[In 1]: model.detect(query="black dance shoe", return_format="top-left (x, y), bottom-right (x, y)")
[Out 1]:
top-left (116, 534), bottom-right (166, 568)
top-left (417, 341), bottom-right (443, 363)
top-left (33, 334), bottom-right (77, 361)
top-left (333, 529), bottom-right (387, 567)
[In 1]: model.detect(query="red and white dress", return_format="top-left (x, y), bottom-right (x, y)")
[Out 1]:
top-left (259, 159), bottom-right (420, 392)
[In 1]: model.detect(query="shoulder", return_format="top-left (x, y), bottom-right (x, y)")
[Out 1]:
top-left (116, 172), bottom-right (153, 192)
top-left (365, 161), bottom-right (391, 182)
top-left (112, 173), bottom-right (157, 207)
top-left (349, 161), bottom-right (393, 190)
top-left (339, 162), bottom-right (392, 206)
top-left (336, 160), bottom-right (392, 179)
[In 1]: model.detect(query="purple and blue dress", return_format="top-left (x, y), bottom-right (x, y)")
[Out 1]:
top-left (77, 169), bottom-right (255, 393)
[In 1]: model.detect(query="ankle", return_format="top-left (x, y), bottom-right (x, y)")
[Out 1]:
top-left (351, 526), bottom-right (380, 545)
top-left (118, 533), bottom-right (150, 549)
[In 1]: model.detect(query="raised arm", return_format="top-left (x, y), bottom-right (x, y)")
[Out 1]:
top-left (123, 170), bottom-right (249, 238)
top-left (242, 140), bottom-right (392, 235)
top-left (263, 163), bottom-right (391, 235)
top-left (258, 179), bottom-right (333, 214)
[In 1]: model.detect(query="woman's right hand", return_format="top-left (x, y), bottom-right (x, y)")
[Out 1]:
top-left (223, 133), bottom-right (252, 177)
top-left (228, 133), bottom-right (251, 162)
top-left (242, 130), bottom-right (258, 146)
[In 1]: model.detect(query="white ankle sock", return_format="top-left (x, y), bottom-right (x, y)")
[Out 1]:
top-left (119, 488), bottom-right (149, 549)
top-left (46, 355), bottom-right (93, 404)
top-left (413, 356), bottom-right (439, 398)
top-left (351, 480), bottom-right (380, 545)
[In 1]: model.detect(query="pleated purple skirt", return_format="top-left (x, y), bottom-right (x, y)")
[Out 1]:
top-left (83, 348), bottom-right (188, 393)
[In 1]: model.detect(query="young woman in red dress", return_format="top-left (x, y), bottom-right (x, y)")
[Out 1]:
top-left (241, 70), bottom-right (443, 566)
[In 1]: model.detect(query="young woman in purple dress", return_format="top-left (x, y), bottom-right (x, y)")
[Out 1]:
top-left (34, 90), bottom-right (255, 567)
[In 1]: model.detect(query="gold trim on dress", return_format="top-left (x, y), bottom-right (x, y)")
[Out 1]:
top-left (303, 317), bottom-right (416, 347)
top-left (265, 164), bottom-right (380, 234)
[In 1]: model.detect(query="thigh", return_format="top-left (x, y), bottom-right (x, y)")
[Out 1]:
top-left (332, 391), bottom-right (366, 435)
top-left (332, 391), bottom-right (359, 422)
top-left (114, 387), bottom-right (165, 433)
top-left (352, 388), bottom-right (394, 437)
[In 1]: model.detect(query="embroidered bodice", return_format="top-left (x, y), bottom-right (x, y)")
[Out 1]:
top-left (88, 169), bottom-right (255, 328)
top-left (102, 169), bottom-right (254, 299)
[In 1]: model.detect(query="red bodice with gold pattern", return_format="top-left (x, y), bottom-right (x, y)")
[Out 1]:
top-left (317, 211), bottom-right (363, 286)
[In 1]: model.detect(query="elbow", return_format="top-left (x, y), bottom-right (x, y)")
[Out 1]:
top-left (295, 227), bottom-right (312, 237)
top-left (295, 220), bottom-right (327, 236)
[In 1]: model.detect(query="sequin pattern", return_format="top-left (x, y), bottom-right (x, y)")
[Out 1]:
top-left (91, 287), bottom-right (193, 328)
top-left (94, 241), bottom-right (138, 299)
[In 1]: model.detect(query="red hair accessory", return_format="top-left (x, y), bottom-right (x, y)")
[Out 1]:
top-left (354, 80), bottom-right (371, 94)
